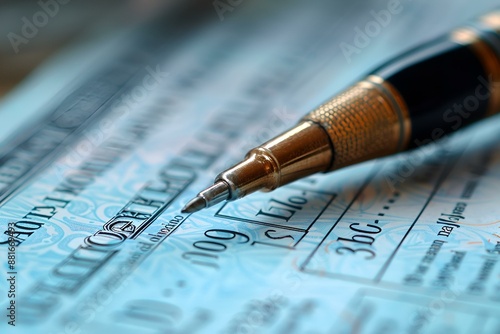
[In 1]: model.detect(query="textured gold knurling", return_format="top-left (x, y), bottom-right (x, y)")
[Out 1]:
top-left (302, 77), bottom-right (410, 170)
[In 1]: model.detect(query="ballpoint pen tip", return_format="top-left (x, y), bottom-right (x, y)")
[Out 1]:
top-left (181, 196), bottom-right (207, 214)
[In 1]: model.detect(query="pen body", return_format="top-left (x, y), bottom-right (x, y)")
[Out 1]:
top-left (185, 11), bottom-right (500, 212)
top-left (373, 27), bottom-right (500, 148)
top-left (303, 11), bottom-right (500, 170)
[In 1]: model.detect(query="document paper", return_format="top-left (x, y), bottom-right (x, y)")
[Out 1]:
top-left (1, 0), bottom-right (500, 333)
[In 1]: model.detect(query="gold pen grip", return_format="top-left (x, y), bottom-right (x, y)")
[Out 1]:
top-left (303, 76), bottom-right (411, 170)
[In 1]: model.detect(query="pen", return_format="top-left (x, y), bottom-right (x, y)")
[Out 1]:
top-left (182, 10), bottom-right (500, 214)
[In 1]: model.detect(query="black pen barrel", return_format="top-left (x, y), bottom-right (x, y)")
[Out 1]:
top-left (373, 18), bottom-right (500, 148)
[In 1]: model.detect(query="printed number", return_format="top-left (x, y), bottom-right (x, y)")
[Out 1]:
top-left (183, 229), bottom-right (250, 270)
top-left (204, 229), bottom-right (250, 243)
top-left (336, 246), bottom-right (375, 260)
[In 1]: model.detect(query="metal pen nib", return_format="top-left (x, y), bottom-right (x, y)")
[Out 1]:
top-left (182, 181), bottom-right (230, 213)
top-left (181, 121), bottom-right (334, 214)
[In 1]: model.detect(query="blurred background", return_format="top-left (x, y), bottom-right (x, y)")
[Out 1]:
top-left (1, 0), bottom-right (498, 99)
top-left (0, 0), bottom-right (177, 97)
